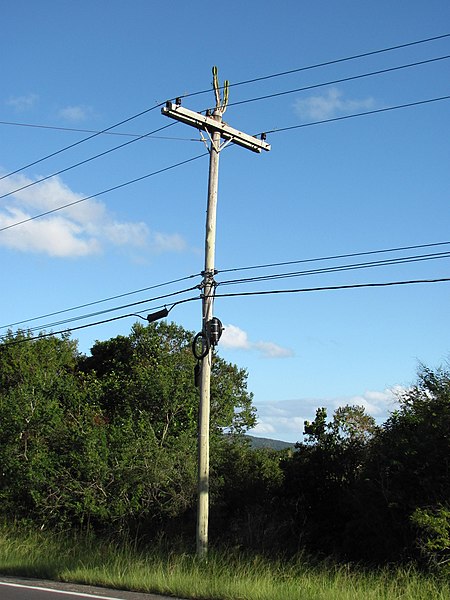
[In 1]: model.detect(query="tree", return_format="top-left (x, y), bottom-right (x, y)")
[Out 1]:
top-left (211, 436), bottom-right (285, 550)
top-left (80, 321), bottom-right (256, 444)
top-left (0, 331), bottom-right (107, 527)
top-left (0, 322), bottom-right (256, 533)
top-left (280, 405), bottom-right (377, 556)
top-left (357, 364), bottom-right (450, 563)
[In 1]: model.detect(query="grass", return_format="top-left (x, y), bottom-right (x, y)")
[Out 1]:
top-left (0, 525), bottom-right (449, 600)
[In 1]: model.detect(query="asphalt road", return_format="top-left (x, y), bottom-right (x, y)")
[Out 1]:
top-left (0, 578), bottom-right (185, 600)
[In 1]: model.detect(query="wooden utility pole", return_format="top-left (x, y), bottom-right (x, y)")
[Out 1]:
top-left (162, 69), bottom-right (270, 557)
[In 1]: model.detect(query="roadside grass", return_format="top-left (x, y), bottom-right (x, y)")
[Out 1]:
top-left (0, 525), bottom-right (448, 600)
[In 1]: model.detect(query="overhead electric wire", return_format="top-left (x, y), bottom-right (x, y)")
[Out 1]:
top-left (227, 54), bottom-right (450, 109)
top-left (0, 51), bottom-right (447, 231)
top-left (3, 277), bottom-right (449, 348)
top-left (213, 277), bottom-right (450, 300)
top-left (222, 251), bottom-right (450, 283)
top-left (2, 86), bottom-right (448, 236)
top-left (175, 33), bottom-right (450, 101)
top-left (218, 240), bottom-right (450, 275)
top-left (0, 122), bottom-right (178, 201)
top-left (0, 272), bottom-right (202, 330)
top-left (0, 33), bottom-right (446, 198)
top-left (1, 296), bottom-right (200, 347)
top-left (3, 55), bottom-right (445, 204)
top-left (218, 251), bottom-right (450, 287)
top-left (0, 119), bottom-right (201, 141)
top-left (1, 34), bottom-right (448, 143)
top-left (0, 34), bottom-right (447, 182)
top-left (263, 95), bottom-right (450, 135)
top-left (0, 150), bottom-right (209, 234)
top-left (4, 54), bottom-right (445, 204)
top-left (1, 56), bottom-right (448, 233)
top-left (0, 284), bottom-right (200, 339)
top-left (0, 103), bottom-right (166, 182)
top-left (3, 239), bottom-right (449, 337)
top-left (0, 122), bottom-right (176, 199)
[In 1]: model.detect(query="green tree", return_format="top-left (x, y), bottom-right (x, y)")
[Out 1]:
top-left (357, 364), bottom-right (450, 563)
top-left (411, 506), bottom-right (450, 573)
top-left (280, 405), bottom-right (377, 556)
top-left (0, 331), bottom-right (107, 527)
top-left (211, 437), bottom-right (285, 550)
top-left (80, 321), bottom-right (256, 444)
top-left (0, 322), bottom-right (256, 534)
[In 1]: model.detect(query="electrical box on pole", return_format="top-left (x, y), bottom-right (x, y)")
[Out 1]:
top-left (161, 68), bottom-right (270, 558)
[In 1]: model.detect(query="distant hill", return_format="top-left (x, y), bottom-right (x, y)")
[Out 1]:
top-left (246, 435), bottom-right (296, 451)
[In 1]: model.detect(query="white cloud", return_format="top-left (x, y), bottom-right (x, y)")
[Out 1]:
top-left (103, 221), bottom-right (149, 247)
top-left (249, 388), bottom-right (401, 443)
top-left (254, 340), bottom-right (294, 358)
top-left (6, 93), bottom-right (38, 111)
top-left (294, 87), bottom-right (375, 120)
top-left (220, 324), bottom-right (251, 350)
top-left (58, 105), bottom-right (93, 122)
top-left (151, 232), bottom-right (187, 253)
top-left (330, 388), bottom-right (401, 417)
top-left (220, 324), bottom-right (293, 359)
top-left (0, 172), bottom-right (187, 258)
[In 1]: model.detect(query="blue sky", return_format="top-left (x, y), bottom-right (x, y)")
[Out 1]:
top-left (1, 1), bottom-right (449, 442)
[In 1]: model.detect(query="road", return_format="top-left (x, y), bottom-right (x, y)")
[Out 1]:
top-left (0, 578), bottom-right (185, 600)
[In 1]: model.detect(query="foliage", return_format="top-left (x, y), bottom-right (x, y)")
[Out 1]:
top-left (210, 436), bottom-right (286, 550)
top-left (80, 322), bottom-right (255, 442)
top-left (277, 405), bottom-right (378, 557)
top-left (1, 325), bottom-right (448, 572)
top-left (411, 506), bottom-right (450, 573)
top-left (1, 524), bottom-right (450, 600)
top-left (336, 364), bottom-right (450, 564)
top-left (0, 323), bottom-right (255, 533)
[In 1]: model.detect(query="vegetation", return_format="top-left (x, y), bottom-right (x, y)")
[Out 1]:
top-left (1, 526), bottom-right (449, 600)
top-left (0, 322), bottom-right (449, 596)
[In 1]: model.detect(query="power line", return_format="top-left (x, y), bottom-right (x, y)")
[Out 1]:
top-left (4, 241), bottom-right (450, 329)
top-left (2, 34), bottom-right (448, 143)
top-left (214, 277), bottom-right (450, 300)
top-left (3, 240), bottom-right (448, 335)
top-left (3, 55), bottom-right (444, 203)
top-left (4, 277), bottom-right (448, 348)
top-left (1, 91), bottom-right (447, 235)
top-left (0, 103), bottom-right (166, 182)
top-left (14, 284), bottom-right (199, 336)
top-left (228, 55), bottom-right (450, 109)
top-left (0, 33), bottom-right (447, 194)
top-left (0, 119), bottom-right (201, 141)
top-left (176, 33), bottom-right (450, 101)
top-left (217, 240), bottom-right (450, 274)
top-left (0, 151), bottom-right (208, 234)
top-left (218, 251), bottom-right (450, 287)
top-left (1, 296), bottom-right (200, 347)
top-left (0, 272), bottom-right (201, 330)
top-left (0, 122), bottom-right (177, 201)
top-left (263, 95), bottom-right (450, 135)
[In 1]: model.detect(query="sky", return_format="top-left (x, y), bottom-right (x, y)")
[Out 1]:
top-left (1, 1), bottom-right (449, 442)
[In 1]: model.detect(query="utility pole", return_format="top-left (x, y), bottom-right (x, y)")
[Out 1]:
top-left (162, 68), bottom-right (270, 557)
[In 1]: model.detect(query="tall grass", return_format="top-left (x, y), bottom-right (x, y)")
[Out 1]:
top-left (0, 525), bottom-right (448, 600)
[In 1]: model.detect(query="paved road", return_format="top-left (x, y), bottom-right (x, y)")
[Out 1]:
top-left (0, 578), bottom-right (185, 600)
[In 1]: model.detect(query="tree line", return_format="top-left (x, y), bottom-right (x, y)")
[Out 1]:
top-left (0, 322), bottom-right (448, 573)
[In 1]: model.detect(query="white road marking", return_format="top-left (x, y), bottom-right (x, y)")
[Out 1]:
top-left (0, 581), bottom-right (128, 599)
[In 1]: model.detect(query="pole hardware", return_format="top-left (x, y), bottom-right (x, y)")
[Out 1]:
top-left (206, 317), bottom-right (224, 346)
top-left (192, 331), bottom-right (210, 360)
top-left (146, 307), bottom-right (170, 323)
top-left (192, 317), bottom-right (224, 360)
top-left (161, 103), bottom-right (271, 154)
